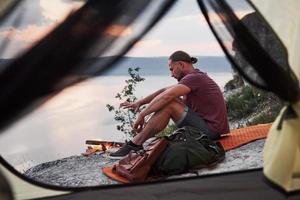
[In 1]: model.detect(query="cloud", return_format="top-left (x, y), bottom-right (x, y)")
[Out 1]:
top-left (165, 7), bottom-right (254, 26)
top-left (0, 25), bottom-right (51, 43)
top-left (208, 10), bottom-right (254, 23)
top-left (128, 40), bottom-right (224, 57)
top-left (0, 1), bottom-right (51, 30)
top-left (167, 14), bottom-right (205, 23)
top-left (39, 0), bottom-right (83, 22)
top-left (0, 24), bottom-right (56, 58)
top-left (105, 25), bottom-right (132, 37)
top-left (134, 39), bottom-right (162, 48)
top-left (0, 0), bottom-right (85, 58)
top-left (0, 0), bottom-right (85, 43)
top-left (235, 10), bottom-right (255, 19)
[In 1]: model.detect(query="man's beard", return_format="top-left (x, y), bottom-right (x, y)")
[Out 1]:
top-left (176, 71), bottom-right (184, 81)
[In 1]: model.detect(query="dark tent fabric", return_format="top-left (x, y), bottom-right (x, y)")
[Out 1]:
top-left (197, 0), bottom-right (300, 103)
top-left (0, 0), bottom-right (299, 198)
top-left (41, 170), bottom-right (300, 200)
top-left (0, 1), bottom-right (19, 22)
top-left (197, 1), bottom-right (300, 192)
top-left (0, 0), bottom-right (176, 133)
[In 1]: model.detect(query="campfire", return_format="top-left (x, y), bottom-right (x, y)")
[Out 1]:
top-left (83, 140), bottom-right (124, 156)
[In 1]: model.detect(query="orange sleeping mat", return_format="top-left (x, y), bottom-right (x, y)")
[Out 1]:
top-left (219, 123), bottom-right (271, 151)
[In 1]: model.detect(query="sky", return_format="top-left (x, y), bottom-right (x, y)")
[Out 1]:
top-left (0, 0), bottom-right (252, 58)
top-left (0, 0), bottom-right (84, 59)
top-left (127, 0), bottom-right (225, 57)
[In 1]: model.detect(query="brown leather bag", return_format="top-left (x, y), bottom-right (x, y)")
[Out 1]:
top-left (112, 137), bottom-right (168, 182)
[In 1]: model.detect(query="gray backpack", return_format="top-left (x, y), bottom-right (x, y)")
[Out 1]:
top-left (151, 126), bottom-right (225, 176)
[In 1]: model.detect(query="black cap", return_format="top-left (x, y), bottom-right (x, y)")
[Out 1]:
top-left (169, 50), bottom-right (198, 64)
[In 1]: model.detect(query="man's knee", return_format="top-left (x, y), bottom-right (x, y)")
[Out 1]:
top-left (164, 100), bottom-right (185, 119)
top-left (168, 99), bottom-right (185, 110)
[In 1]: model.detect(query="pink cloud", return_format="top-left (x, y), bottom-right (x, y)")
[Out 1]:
top-left (128, 40), bottom-right (225, 57)
top-left (167, 14), bottom-right (206, 24)
top-left (0, 0), bottom-right (84, 47)
top-left (40, 0), bottom-right (83, 22)
top-left (208, 10), bottom-right (254, 23)
top-left (105, 25), bottom-right (132, 37)
top-left (0, 24), bottom-right (54, 44)
top-left (134, 39), bottom-right (162, 48)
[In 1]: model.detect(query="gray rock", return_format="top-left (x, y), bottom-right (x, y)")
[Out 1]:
top-left (24, 153), bottom-right (118, 187)
top-left (24, 139), bottom-right (265, 187)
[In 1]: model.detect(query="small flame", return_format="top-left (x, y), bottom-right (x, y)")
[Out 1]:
top-left (88, 142), bottom-right (122, 152)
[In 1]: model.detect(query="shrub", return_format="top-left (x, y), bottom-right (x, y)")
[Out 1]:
top-left (106, 67), bottom-right (145, 138)
top-left (247, 112), bottom-right (277, 126)
top-left (226, 84), bottom-right (284, 126)
top-left (156, 123), bottom-right (177, 137)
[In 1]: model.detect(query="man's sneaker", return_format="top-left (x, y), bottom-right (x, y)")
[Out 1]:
top-left (108, 141), bottom-right (143, 159)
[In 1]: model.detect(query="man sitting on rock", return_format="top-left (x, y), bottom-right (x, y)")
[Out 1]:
top-left (109, 50), bottom-right (229, 159)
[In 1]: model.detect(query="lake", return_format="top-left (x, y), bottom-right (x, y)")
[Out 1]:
top-left (0, 73), bottom-right (233, 172)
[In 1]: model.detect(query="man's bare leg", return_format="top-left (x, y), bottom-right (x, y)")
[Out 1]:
top-left (109, 100), bottom-right (185, 158)
top-left (132, 100), bottom-right (185, 145)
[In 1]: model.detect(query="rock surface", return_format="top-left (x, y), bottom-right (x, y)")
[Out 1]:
top-left (24, 139), bottom-right (265, 187)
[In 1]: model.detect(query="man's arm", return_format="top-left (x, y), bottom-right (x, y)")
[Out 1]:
top-left (133, 84), bottom-right (190, 131)
top-left (120, 85), bottom-right (175, 112)
top-left (140, 84), bottom-right (190, 116)
top-left (139, 85), bottom-right (175, 105)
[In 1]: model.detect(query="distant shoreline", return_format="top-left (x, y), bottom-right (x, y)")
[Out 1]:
top-left (104, 56), bottom-right (232, 76)
top-left (0, 56), bottom-right (232, 76)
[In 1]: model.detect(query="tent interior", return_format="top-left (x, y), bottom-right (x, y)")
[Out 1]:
top-left (0, 0), bottom-right (299, 199)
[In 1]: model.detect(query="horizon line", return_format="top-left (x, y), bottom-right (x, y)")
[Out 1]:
top-left (0, 55), bottom-right (226, 60)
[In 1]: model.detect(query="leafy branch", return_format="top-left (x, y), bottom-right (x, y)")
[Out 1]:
top-left (106, 67), bottom-right (145, 138)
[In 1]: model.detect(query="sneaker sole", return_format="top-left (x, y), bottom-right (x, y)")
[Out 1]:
top-left (106, 154), bottom-right (125, 160)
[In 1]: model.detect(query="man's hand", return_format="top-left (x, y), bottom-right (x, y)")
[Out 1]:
top-left (133, 114), bottom-right (145, 133)
top-left (120, 100), bottom-right (142, 113)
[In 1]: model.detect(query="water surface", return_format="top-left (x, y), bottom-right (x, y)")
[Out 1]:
top-left (0, 73), bottom-right (232, 171)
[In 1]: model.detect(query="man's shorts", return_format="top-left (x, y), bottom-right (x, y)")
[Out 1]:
top-left (176, 106), bottom-right (220, 140)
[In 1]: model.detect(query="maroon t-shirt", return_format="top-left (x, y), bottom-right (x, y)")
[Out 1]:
top-left (179, 69), bottom-right (229, 135)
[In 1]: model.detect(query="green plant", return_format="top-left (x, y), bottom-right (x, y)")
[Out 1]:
top-left (156, 123), bottom-right (177, 137)
top-left (106, 67), bottom-right (145, 138)
top-left (226, 85), bottom-right (268, 119)
top-left (226, 84), bottom-right (284, 125)
top-left (247, 112), bottom-right (277, 126)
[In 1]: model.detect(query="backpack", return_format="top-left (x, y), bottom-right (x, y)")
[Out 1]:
top-left (112, 137), bottom-right (168, 182)
top-left (151, 126), bottom-right (225, 176)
